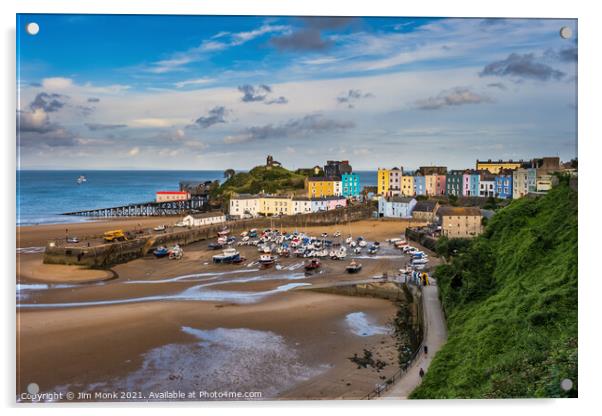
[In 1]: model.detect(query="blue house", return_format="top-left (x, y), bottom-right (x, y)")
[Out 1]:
top-left (469, 172), bottom-right (480, 197)
top-left (413, 175), bottom-right (426, 195)
top-left (378, 196), bottom-right (417, 219)
top-left (495, 172), bottom-right (513, 199)
top-left (341, 172), bottom-right (360, 198)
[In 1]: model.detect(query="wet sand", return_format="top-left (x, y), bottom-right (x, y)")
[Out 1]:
top-left (16, 219), bottom-right (430, 401)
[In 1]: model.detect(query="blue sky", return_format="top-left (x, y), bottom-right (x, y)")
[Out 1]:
top-left (17, 14), bottom-right (577, 170)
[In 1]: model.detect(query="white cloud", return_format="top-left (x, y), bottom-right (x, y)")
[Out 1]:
top-left (128, 147), bottom-right (140, 156)
top-left (174, 77), bottom-right (216, 89)
top-left (42, 77), bottom-right (73, 90)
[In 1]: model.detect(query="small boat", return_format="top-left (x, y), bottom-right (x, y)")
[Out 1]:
top-left (358, 240), bottom-right (367, 248)
top-left (412, 258), bottom-right (429, 265)
top-left (168, 245), bottom-right (183, 260)
top-left (346, 261), bottom-right (362, 273)
top-left (231, 256), bottom-right (247, 264)
top-left (259, 254), bottom-right (276, 266)
top-left (153, 246), bottom-right (169, 258)
top-left (154, 225), bottom-right (166, 232)
top-left (304, 258), bottom-right (321, 271)
top-left (333, 231), bottom-right (341, 238)
top-left (212, 248), bottom-right (241, 264)
top-left (217, 228), bottom-right (230, 237)
top-left (354, 247), bottom-right (362, 254)
top-left (76, 175), bottom-right (87, 184)
top-left (248, 229), bottom-right (258, 238)
top-left (208, 242), bottom-right (223, 250)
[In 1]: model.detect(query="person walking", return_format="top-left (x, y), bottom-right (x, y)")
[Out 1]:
top-left (419, 368), bottom-right (425, 378)
top-left (424, 345), bottom-right (428, 355)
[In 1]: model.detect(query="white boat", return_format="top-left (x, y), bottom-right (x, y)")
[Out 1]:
top-left (259, 254), bottom-right (276, 266)
top-left (212, 248), bottom-right (240, 264)
top-left (76, 175), bottom-right (87, 184)
top-left (153, 225), bottom-right (166, 232)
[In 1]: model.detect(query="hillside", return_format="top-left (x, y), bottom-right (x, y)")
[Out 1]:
top-left (213, 165), bottom-right (307, 198)
top-left (411, 179), bottom-right (577, 398)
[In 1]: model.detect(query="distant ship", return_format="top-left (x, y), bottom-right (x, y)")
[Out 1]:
top-left (76, 175), bottom-right (87, 185)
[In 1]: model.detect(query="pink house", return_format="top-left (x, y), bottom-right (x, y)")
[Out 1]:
top-left (436, 175), bottom-right (446, 195)
top-left (463, 173), bottom-right (471, 196)
top-left (325, 196), bottom-right (347, 210)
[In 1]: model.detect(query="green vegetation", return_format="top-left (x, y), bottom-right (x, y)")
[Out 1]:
top-left (412, 180), bottom-right (577, 398)
top-left (212, 165), bottom-right (307, 198)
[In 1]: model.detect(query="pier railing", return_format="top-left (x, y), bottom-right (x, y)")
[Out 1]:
top-left (61, 196), bottom-right (207, 217)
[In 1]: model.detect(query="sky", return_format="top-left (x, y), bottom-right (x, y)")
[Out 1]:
top-left (16, 14), bottom-right (577, 170)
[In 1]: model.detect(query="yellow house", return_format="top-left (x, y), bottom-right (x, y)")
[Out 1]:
top-left (258, 195), bottom-right (293, 216)
top-left (476, 159), bottom-right (523, 174)
top-left (401, 175), bottom-right (414, 196)
top-left (306, 177), bottom-right (336, 198)
top-left (377, 168), bottom-right (390, 196)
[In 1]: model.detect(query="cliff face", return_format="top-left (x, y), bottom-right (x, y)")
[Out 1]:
top-left (412, 179), bottom-right (577, 398)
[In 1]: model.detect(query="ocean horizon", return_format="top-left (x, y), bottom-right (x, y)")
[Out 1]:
top-left (17, 170), bottom-right (378, 226)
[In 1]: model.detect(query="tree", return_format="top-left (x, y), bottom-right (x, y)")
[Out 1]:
top-left (224, 169), bottom-right (236, 179)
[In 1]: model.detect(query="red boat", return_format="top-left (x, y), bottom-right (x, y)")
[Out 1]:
top-left (304, 258), bottom-right (321, 271)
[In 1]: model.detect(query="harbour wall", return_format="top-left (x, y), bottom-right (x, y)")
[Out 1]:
top-left (43, 204), bottom-right (374, 267)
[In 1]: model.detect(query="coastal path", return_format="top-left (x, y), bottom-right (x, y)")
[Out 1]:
top-left (379, 278), bottom-right (448, 399)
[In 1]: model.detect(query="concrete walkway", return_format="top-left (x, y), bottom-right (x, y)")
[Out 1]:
top-left (379, 280), bottom-right (448, 399)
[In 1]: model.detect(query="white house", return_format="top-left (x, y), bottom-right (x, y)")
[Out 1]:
top-left (229, 194), bottom-right (259, 218)
top-left (378, 196), bottom-right (417, 219)
top-left (333, 180), bottom-right (342, 196)
top-left (292, 197), bottom-right (312, 214)
top-left (182, 212), bottom-right (226, 227)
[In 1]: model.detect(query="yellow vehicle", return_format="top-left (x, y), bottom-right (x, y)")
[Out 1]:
top-left (103, 230), bottom-right (127, 242)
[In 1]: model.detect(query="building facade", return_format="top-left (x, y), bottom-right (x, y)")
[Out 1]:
top-left (229, 194), bottom-right (260, 218)
top-left (324, 160), bottom-right (352, 178)
top-left (341, 172), bottom-right (360, 197)
top-left (463, 172), bottom-right (480, 196)
top-left (414, 175), bottom-right (426, 195)
top-left (306, 177), bottom-right (337, 198)
top-left (437, 206), bottom-right (483, 239)
top-left (446, 170), bottom-right (463, 196)
top-left (412, 200), bottom-right (440, 223)
top-left (495, 172), bottom-right (513, 199)
top-left (259, 195), bottom-right (293, 216)
top-left (479, 173), bottom-right (496, 197)
top-left (292, 197), bottom-right (312, 214)
top-left (425, 175), bottom-right (437, 196)
top-left (476, 159), bottom-right (524, 174)
top-left (377, 196), bottom-right (417, 219)
top-left (435, 175), bottom-right (446, 196)
top-left (377, 168), bottom-right (390, 196)
top-left (401, 175), bottom-right (415, 196)
top-left (513, 169), bottom-right (529, 199)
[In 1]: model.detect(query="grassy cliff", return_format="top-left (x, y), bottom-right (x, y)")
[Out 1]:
top-left (213, 165), bottom-right (307, 198)
top-left (412, 179), bottom-right (577, 398)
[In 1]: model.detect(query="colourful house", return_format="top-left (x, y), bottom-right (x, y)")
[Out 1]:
top-left (341, 172), bottom-right (360, 197)
top-left (377, 168), bottom-right (390, 196)
top-left (435, 175), bottom-right (446, 196)
top-left (413, 175), bottom-right (426, 195)
top-left (463, 172), bottom-right (480, 196)
top-left (446, 170), bottom-right (464, 196)
top-left (495, 171), bottom-right (513, 199)
top-left (306, 176), bottom-right (336, 198)
top-left (425, 175), bottom-right (437, 196)
top-left (401, 175), bottom-right (415, 196)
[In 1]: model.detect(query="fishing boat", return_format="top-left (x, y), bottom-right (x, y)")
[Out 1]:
top-left (153, 225), bottom-right (166, 232)
top-left (304, 258), bottom-right (321, 271)
top-left (76, 175), bottom-right (87, 184)
top-left (258, 254), bottom-right (276, 266)
top-left (346, 260), bottom-right (362, 273)
top-left (212, 248), bottom-right (240, 264)
top-left (153, 246), bottom-right (169, 258)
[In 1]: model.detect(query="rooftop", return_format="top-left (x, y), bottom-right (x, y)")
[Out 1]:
top-left (437, 206), bottom-right (482, 216)
top-left (414, 200), bottom-right (439, 212)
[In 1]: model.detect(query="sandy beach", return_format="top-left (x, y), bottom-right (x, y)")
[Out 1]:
top-left (16, 219), bottom-right (431, 401)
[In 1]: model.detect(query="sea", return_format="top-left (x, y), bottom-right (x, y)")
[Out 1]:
top-left (17, 170), bottom-right (378, 226)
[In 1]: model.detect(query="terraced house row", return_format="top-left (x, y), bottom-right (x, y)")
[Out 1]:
top-left (377, 157), bottom-right (570, 200)
top-left (229, 194), bottom-right (347, 218)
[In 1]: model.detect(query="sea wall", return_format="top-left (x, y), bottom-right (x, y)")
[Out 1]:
top-left (43, 204), bottom-right (374, 267)
top-left (405, 227), bottom-right (438, 251)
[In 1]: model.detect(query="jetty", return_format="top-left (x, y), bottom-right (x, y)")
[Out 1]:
top-left (61, 196), bottom-right (207, 218)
